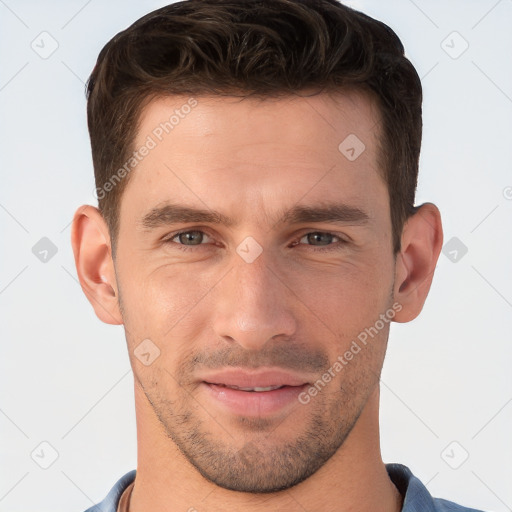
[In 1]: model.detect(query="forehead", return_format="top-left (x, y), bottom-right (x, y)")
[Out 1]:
top-left (135, 89), bottom-right (381, 155)
top-left (120, 90), bottom-right (387, 228)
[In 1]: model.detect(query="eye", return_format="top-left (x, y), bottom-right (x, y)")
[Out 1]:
top-left (295, 232), bottom-right (346, 252)
top-left (162, 230), bottom-right (347, 253)
top-left (165, 230), bottom-right (212, 248)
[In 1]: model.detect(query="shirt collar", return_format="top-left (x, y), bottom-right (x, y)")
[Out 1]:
top-left (386, 463), bottom-right (437, 512)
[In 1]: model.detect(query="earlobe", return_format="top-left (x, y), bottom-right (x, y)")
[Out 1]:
top-left (71, 205), bottom-right (123, 325)
top-left (393, 203), bottom-right (443, 323)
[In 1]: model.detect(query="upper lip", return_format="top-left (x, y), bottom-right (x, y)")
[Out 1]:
top-left (201, 368), bottom-right (310, 388)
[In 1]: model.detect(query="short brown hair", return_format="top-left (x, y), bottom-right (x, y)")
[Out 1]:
top-left (86, 0), bottom-right (422, 255)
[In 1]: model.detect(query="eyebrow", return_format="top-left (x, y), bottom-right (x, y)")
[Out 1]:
top-left (139, 201), bottom-right (369, 231)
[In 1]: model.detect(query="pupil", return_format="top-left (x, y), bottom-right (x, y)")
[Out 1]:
top-left (180, 231), bottom-right (203, 245)
top-left (308, 232), bottom-right (332, 246)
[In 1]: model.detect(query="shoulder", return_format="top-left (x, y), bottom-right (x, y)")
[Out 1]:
top-left (82, 470), bottom-right (136, 512)
top-left (432, 497), bottom-right (488, 512)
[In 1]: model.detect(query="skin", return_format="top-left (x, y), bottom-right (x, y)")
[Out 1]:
top-left (72, 90), bottom-right (443, 512)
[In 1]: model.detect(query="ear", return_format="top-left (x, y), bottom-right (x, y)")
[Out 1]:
top-left (393, 203), bottom-right (443, 323)
top-left (70, 205), bottom-right (123, 325)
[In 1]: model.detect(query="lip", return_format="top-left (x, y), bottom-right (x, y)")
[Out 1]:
top-left (201, 381), bottom-right (309, 417)
top-left (200, 368), bottom-right (310, 388)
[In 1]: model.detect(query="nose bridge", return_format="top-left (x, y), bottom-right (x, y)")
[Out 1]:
top-left (235, 257), bottom-right (275, 327)
top-left (212, 251), bottom-right (297, 349)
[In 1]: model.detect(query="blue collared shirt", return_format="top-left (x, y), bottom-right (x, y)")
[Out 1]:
top-left (83, 463), bottom-right (486, 512)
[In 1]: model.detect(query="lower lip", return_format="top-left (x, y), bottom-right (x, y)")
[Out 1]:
top-left (202, 382), bottom-right (308, 416)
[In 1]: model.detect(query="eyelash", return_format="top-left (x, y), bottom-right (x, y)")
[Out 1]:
top-left (162, 230), bottom-right (347, 253)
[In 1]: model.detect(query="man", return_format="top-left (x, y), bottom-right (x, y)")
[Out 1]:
top-left (71, 0), bottom-right (485, 511)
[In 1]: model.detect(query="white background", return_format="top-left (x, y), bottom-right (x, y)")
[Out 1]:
top-left (0, 1), bottom-right (511, 511)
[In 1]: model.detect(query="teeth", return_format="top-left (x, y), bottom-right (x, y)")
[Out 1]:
top-left (223, 384), bottom-right (284, 392)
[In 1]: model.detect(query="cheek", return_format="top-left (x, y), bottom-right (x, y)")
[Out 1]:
top-left (287, 257), bottom-right (394, 334)
top-left (117, 261), bottom-right (222, 339)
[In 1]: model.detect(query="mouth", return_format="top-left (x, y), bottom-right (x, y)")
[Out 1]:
top-left (204, 382), bottom-right (295, 392)
top-left (201, 381), bottom-right (310, 417)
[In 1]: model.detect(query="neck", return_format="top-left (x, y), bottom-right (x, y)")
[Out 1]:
top-left (129, 385), bottom-right (403, 512)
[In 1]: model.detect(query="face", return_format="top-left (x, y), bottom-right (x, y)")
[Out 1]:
top-left (114, 91), bottom-right (397, 492)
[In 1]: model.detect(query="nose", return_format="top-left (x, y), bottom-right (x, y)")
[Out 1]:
top-left (212, 251), bottom-right (297, 351)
